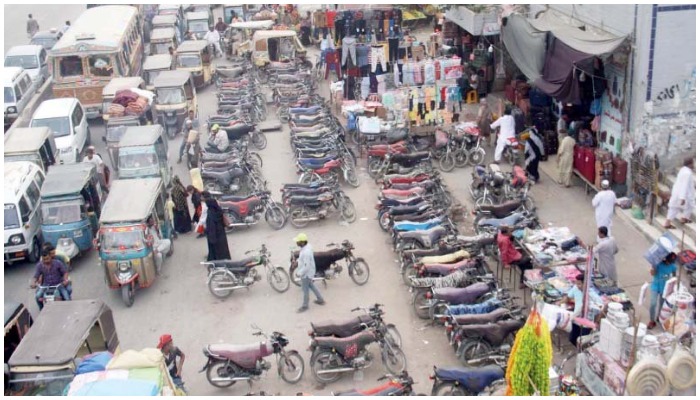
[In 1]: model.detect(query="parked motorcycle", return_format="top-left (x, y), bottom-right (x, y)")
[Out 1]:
top-left (289, 240), bottom-right (370, 286)
top-left (202, 245), bottom-right (291, 297)
top-left (218, 190), bottom-right (287, 230)
top-left (285, 186), bottom-right (357, 227)
top-left (201, 326), bottom-right (304, 387)
top-left (332, 371), bottom-right (419, 396)
top-left (308, 304), bottom-right (402, 349)
top-left (429, 363), bottom-right (505, 396)
top-left (453, 317), bottom-right (525, 365)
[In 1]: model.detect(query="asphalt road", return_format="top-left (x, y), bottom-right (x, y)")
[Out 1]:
top-left (4, 5), bottom-right (657, 396)
top-left (3, 4), bottom-right (86, 54)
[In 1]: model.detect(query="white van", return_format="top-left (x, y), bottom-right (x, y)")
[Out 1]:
top-left (4, 67), bottom-right (40, 127)
top-left (4, 161), bottom-right (46, 264)
top-left (30, 98), bottom-right (90, 164)
top-left (4, 45), bottom-right (50, 85)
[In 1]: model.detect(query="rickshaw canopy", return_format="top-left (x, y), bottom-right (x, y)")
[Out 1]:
top-left (186, 11), bottom-right (209, 21)
top-left (4, 127), bottom-right (52, 154)
top-left (119, 125), bottom-right (163, 147)
top-left (41, 163), bottom-right (97, 199)
top-left (8, 300), bottom-right (117, 368)
top-left (100, 178), bottom-right (163, 224)
top-left (176, 39), bottom-right (209, 53)
top-left (143, 54), bottom-right (172, 70)
top-left (230, 20), bottom-right (274, 30)
top-left (153, 69), bottom-right (191, 88)
top-left (102, 77), bottom-right (145, 97)
top-left (150, 27), bottom-right (177, 41)
top-left (4, 301), bottom-right (25, 332)
top-left (151, 14), bottom-right (178, 26)
top-left (252, 30), bottom-right (298, 42)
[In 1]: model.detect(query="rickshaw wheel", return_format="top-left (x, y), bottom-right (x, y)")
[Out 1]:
top-left (121, 285), bottom-right (135, 307)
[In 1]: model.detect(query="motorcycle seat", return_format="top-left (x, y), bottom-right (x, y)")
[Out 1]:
top-left (314, 330), bottom-right (376, 354)
top-left (454, 234), bottom-right (496, 246)
top-left (298, 156), bottom-right (336, 166)
top-left (290, 105), bottom-right (322, 114)
top-left (380, 196), bottom-right (424, 207)
top-left (476, 200), bottom-right (522, 219)
top-left (477, 212), bottom-right (524, 227)
top-left (390, 152), bottom-right (430, 165)
top-left (419, 250), bottom-right (471, 265)
top-left (203, 164), bottom-right (242, 173)
top-left (388, 203), bottom-right (431, 216)
top-left (207, 342), bottom-right (270, 369)
top-left (381, 187), bottom-right (424, 197)
top-left (400, 226), bottom-right (447, 242)
top-left (458, 319), bottom-right (525, 345)
top-left (220, 197), bottom-right (261, 215)
top-left (453, 308), bottom-right (510, 325)
top-left (219, 194), bottom-right (253, 202)
top-left (434, 282), bottom-right (490, 304)
top-left (210, 257), bottom-right (258, 271)
top-left (287, 195), bottom-right (323, 206)
top-left (334, 382), bottom-right (402, 396)
top-left (311, 314), bottom-right (373, 337)
top-left (393, 218), bottom-right (442, 232)
top-left (447, 298), bottom-right (502, 316)
top-left (422, 259), bottom-right (473, 275)
top-left (222, 124), bottom-right (254, 140)
top-left (434, 365), bottom-right (504, 394)
top-left (282, 182), bottom-right (324, 189)
top-left (283, 187), bottom-right (329, 197)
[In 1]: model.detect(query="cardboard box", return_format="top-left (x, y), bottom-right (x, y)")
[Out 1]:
top-left (376, 106), bottom-right (387, 119)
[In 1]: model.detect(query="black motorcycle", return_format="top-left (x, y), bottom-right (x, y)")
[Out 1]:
top-left (289, 240), bottom-right (369, 286)
top-left (308, 304), bottom-right (402, 349)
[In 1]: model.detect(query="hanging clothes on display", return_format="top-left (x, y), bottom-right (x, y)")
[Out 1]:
top-left (370, 44), bottom-right (388, 73)
top-left (341, 36), bottom-right (357, 67)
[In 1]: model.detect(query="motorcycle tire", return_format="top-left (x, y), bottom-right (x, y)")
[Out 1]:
top-left (249, 152), bottom-right (264, 170)
top-left (454, 149), bottom-right (470, 168)
top-left (344, 168), bottom-right (361, 188)
top-left (206, 360), bottom-right (237, 388)
top-left (378, 210), bottom-right (392, 232)
top-left (340, 199), bottom-right (357, 223)
top-left (411, 289), bottom-right (432, 319)
top-left (121, 284), bottom-right (135, 307)
top-left (431, 382), bottom-right (468, 396)
top-left (438, 153), bottom-right (456, 172)
top-left (289, 208), bottom-right (311, 228)
top-left (310, 349), bottom-right (344, 384)
top-left (251, 132), bottom-right (267, 150)
top-left (402, 266), bottom-right (418, 286)
top-left (288, 263), bottom-right (302, 287)
top-left (381, 345), bottom-right (407, 376)
top-left (278, 351), bottom-right (305, 384)
top-left (348, 258), bottom-right (370, 285)
top-left (208, 270), bottom-right (236, 298)
top-left (475, 195), bottom-right (494, 207)
top-left (268, 267), bottom-right (291, 293)
top-left (348, 128), bottom-right (360, 146)
top-left (367, 159), bottom-right (383, 180)
top-left (457, 339), bottom-right (493, 367)
top-left (264, 204), bottom-right (288, 230)
top-left (385, 324), bottom-right (403, 349)
top-left (468, 148), bottom-right (486, 166)
top-left (428, 302), bottom-right (449, 321)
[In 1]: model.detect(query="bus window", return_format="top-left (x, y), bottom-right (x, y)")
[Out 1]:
top-left (59, 56), bottom-right (84, 77)
top-left (89, 55), bottom-right (113, 77)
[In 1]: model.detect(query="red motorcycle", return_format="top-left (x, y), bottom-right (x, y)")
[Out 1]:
top-left (332, 371), bottom-right (421, 396)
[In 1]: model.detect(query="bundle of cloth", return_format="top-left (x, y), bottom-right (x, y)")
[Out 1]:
top-left (108, 88), bottom-right (154, 118)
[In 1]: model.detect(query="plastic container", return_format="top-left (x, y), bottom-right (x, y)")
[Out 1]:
top-left (620, 325), bottom-right (646, 367)
top-left (643, 233), bottom-right (678, 266)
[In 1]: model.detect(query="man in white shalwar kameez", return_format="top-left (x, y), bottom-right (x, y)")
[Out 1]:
top-left (664, 157), bottom-right (696, 229)
top-left (592, 180), bottom-right (617, 235)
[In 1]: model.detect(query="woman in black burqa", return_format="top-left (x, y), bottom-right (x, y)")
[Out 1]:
top-left (205, 198), bottom-right (231, 261)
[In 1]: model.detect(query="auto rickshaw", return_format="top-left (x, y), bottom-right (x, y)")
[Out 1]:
top-left (224, 20), bottom-right (274, 58)
top-left (185, 10), bottom-right (213, 40)
top-left (117, 125), bottom-right (172, 185)
top-left (157, 4), bottom-right (186, 34)
top-left (6, 300), bottom-right (119, 395)
top-left (96, 178), bottom-right (173, 306)
top-left (149, 27), bottom-right (180, 56)
top-left (153, 70), bottom-right (197, 138)
top-left (4, 302), bottom-right (32, 388)
top-left (143, 53), bottom-right (173, 91)
top-left (4, 126), bottom-right (58, 173)
top-left (251, 30), bottom-right (307, 67)
top-left (151, 14), bottom-right (182, 42)
top-left (39, 163), bottom-right (104, 260)
top-left (175, 39), bottom-right (213, 88)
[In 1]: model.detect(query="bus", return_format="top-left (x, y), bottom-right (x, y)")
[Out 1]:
top-left (48, 6), bottom-right (144, 119)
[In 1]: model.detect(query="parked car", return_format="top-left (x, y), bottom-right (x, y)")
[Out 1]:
top-left (4, 45), bottom-right (50, 85)
top-left (29, 98), bottom-right (90, 164)
top-left (4, 67), bottom-right (40, 128)
top-left (30, 29), bottom-right (63, 51)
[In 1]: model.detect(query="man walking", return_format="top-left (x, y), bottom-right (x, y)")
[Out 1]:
top-left (664, 157), bottom-right (695, 229)
top-left (27, 14), bottom-right (40, 38)
top-left (294, 233), bottom-right (325, 313)
top-left (557, 132), bottom-right (576, 187)
top-left (522, 130), bottom-right (544, 183)
top-left (593, 226), bottom-right (619, 285)
top-left (490, 106), bottom-right (515, 163)
top-left (592, 180), bottom-right (617, 235)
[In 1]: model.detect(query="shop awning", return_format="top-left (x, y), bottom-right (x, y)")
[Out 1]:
top-left (445, 6), bottom-right (501, 36)
top-left (530, 10), bottom-right (627, 55)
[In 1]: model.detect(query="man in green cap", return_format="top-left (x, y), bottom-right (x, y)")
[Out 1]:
top-left (294, 233), bottom-right (325, 312)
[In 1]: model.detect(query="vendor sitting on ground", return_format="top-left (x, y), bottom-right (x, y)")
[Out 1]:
top-left (496, 225), bottom-right (533, 289)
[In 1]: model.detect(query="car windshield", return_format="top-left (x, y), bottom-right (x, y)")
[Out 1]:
top-left (41, 200), bottom-right (84, 225)
top-left (188, 20), bottom-right (209, 33)
top-left (4, 55), bottom-right (39, 70)
top-left (30, 117), bottom-right (71, 137)
top-left (4, 204), bottom-right (20, 229)
top-left (118, 146), bottom-right (159, 175)
top-left (5, 86), bottom-right (15, 103)
top-left (156, 87), bottom-right (185, 104)
top-left (101, 228), bottom-right (145, 252)
top-left (176, 54), bottom-right (200, 68)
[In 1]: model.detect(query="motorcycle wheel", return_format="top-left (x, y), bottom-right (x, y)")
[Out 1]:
top-left (348, 258), bottom-right (370, 285)
top-left (278, 351), bottom-right (305, 384)
top-left (121, 284), bottom-right (135, 307)
top-left (206, 360), bottom-right (236, 388)
top-left (344, 168), bottom-right (361, 188)
top-left (348, 128), bottom-right (360, 146)
top-left (339, 199), bottom-right (357, 223)
top-left (251, 132), bottom-right (267, 150)
top-left (381, 345), bottom-right (407, 375)
top-left (249, 152), bottom-right (264, 169)
top-left (268, 267), bottom-right (291, 293)
top-left (402, 266), bottom-right (417, 286)
top-left (385, 324), bottom-right (403, 349)
top-left (368, 159), bottom-right (383, 179)
top-left (288, 263), bottom-right (301, 287)
top-left (378, 211), bottom-right (392, 232)
top-left (454, 149), bottom-right (470, 168)
top-left (457, 339), bottom-right (493, 366)
top-left (289, 208), bottom-right (311, 229)
top-left (411, 289), bottom-right (431, 319)
top-left (208, 270), bottom-right (236, 298)
top-left (469, 182), bottom-right (483, 201)
top-left (438, 153), bottom-right (456, 172)
top-left (475, 195), bottom-right (494, 207)
top-left (431, 382), bottom-right (468, 396)
top-left (468, 148), bottom-right (486, 166)
top-left (265, 204), bottom-right (287, 230)
top-left (522, 195), bottom-right (536, 213)
top-left (429, 302), bottom-right (449, 321)
top-left (310, 349), bottom-right (344, 383)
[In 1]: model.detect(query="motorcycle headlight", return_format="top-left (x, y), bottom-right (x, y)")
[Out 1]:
top-left (10, 235), bottom-right (23, 245)
top-left (7, 106), bottom-right (17, 114)
top-left (118, 261), bottom-right (131, 272)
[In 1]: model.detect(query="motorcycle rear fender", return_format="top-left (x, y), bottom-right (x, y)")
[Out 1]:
top-left (206, 268), bottom-right (236, 284)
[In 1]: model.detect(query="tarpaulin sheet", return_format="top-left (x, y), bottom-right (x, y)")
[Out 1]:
top-left (535, 38), bottom-right (592, 104)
